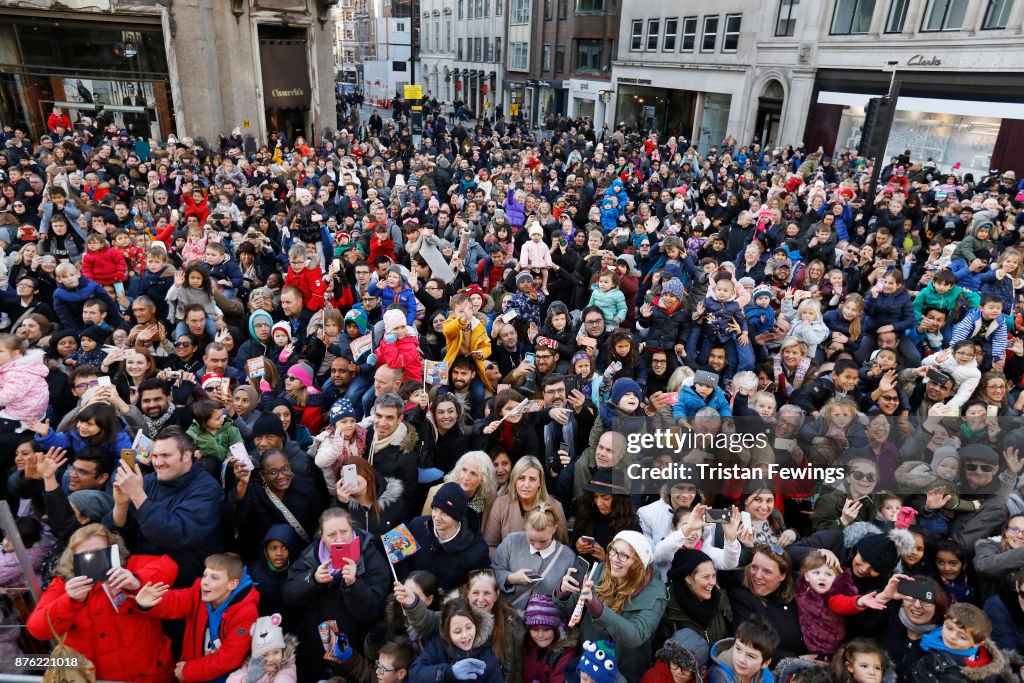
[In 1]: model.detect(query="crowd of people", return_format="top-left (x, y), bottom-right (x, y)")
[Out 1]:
top-left (0, 102), bottom-right (1023, 683)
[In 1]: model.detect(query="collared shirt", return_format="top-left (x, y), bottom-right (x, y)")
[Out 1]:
top-left (530, 541), bottom-right (558, 560)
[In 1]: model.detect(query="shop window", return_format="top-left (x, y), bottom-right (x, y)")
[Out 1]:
top-left (681, 17), bottom-right (697, 51)
top-left (663, 18), bottom-right (678, 51)
top-left (575, 39), bottom-right (603, 71)
top-left (701, 15), bottom-right (718, 52)
top-left (722, 14), bottom-right (741, 51)
top-left (831, 0), bottom-right (876, 34)
top-left (776, 0), bottom-right (799, 36)
top-left (630, 20), bottom-right (643, 50)
top-left (983, 0), bottom-right (1014, 28)
top-left (922, 0), bottom-right (968, 30)
top-left (885, 0), bottom-right (909, 31)
top-left (646, 20), bottom-right (660, 50)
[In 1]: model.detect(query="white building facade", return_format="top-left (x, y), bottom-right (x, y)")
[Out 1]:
top-left (419, 0), bottom-right (456, 102)
top-left (613, 0), bottom-right (1024, 177)
top-left (450, 0), bottom-right (505, 117)
top-left (362, 16), bottom-right (413, 105)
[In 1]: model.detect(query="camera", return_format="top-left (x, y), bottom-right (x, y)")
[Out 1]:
top-left (167, 370), bottom-right (181, 380)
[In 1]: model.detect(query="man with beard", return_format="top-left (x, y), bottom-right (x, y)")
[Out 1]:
top-left (138, 378), bottom-right (191, 438)
top-left (438, 358), bottom-right (482, 419)
top-left (492, 323), bottom-right (529, 377)
top-left (124, 296), bottom-right (171, 356)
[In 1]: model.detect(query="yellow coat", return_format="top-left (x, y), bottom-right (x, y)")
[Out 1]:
top-left (442, 315), bottom-right (494, 391)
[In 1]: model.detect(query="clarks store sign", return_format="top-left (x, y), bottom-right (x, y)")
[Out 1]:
top-left (906, 54), bottom-right (942, 66)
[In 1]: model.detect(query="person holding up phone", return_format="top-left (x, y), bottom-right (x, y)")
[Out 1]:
top-left (282, 508), bottom-right (391, 680)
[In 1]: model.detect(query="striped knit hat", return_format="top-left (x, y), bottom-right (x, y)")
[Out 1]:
top-left (524, 594), bottom-right (563, 630)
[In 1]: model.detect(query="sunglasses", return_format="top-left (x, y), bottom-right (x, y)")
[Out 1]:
top-left (850, 471), bottom-right (878, 482)
top-left (174, 340), bottom-right (192, 348)
top-left (964, 463), bottom-right (997, 473)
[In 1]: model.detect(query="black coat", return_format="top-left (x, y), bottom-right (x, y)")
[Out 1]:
top-left (724, 577), bottom-right (805, 660)
top-left (225, 473), bottom-right (329, 561)
top-left (399, 515), bottom-right (490, 592)
top-left (365, 425), bottom-right (421, 513)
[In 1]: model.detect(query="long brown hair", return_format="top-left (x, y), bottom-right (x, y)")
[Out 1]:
top-left (462, 571), bottom-right (518, 664)
top-left (595, 537), bottom-right (654, 613)
top-left (743, 545), bottom-right (795, 603)
top-left (843, 293), bottom-right (864, 341)
top-left (348, 456), bottom-right (381, 520)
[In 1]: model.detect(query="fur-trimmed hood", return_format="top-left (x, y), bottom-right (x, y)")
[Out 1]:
top-left (963, 640), bottom-right (1012, 682)
top-left (894, 459), bottom-right (957, 493)
top-left (345, 475), bottom-right (404, 511)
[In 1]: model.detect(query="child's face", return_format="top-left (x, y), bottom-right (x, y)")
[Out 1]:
top-left (879, 500), bottom-right (902, 522)
top-left (262, 647), bottom-right (285, 672)
top-left (875, 349), bottom-right (897, 370)
top-left (200, 565), bottom-right (240, 606)
top-left (531, 231), bottom-right (542, 242)
top-left (204, 248), bottom-right (222, 265)
top-left (599, 276), bottom-right (614, 291)
top-left (86, 239), bottom-right (103, 252)
top-left (977, 227), bottom-right (990, 241)
top-left (714, 279), bottom-right (734, 302)
top-left (1004, 256), bottom-right (1020, 272)
top-left (935, 550), bottom-right (964, 583)
top-left (754, 294), bottom-right (770, 308)
top-left (982, 301), bottom-right (1003, 320)
top-left (905, 533), bottom-right (926, 567)
top-left (829, 273), bottom-right (844, 289)
top-left (265, 539), bottom-right (290, 570)
top-left (0, 345), bottom-right (17, 367)
top-left (254, 322), bottom-right (271, 340)
top-left (805, 565), bottom-right (837, 594)
top-left (206, 408), bottom-right (226, 431)
top-left (376, 653), bottom-right (404, 683)
top-left (530, 627), bottom-right (556, 649)
top-left (835, 368), bottom-right (860, 392)
top-left (325, 321), bottom-right (341, 337)
top-left (77, 418), bottom-right (100, 439)
top-left (188, 271), bottom-right (204, 288)
top-left (614, 339), bottom-right (631, 358)
top-left (752, 395), bottom-right (776, 418)
top-left (936, 456), bottom-right (959, 480)
top-left (932, 280), bottom-right (952, 294)
top-left (273, 331), bottom-right (290, 346)
top-left (448, 614), bottom-right (477, 652)
top-left (941, 618), bottom-right (979, 651)
top-left (694, 383), bottom-right (713, 400)
top-left (81, 337), bottom-right (97, 351)
top-left (617, 391), bottom-right (640, 413)
top-left (847, 653), bottom-right (884, 683)
top-left (800, 309), bottom-right (817, 323)
top-left (730, 639), bottom-right (767, 678)
top-left (518, 278), bottom-right (533, 293)
top-left (337, 416), bottom-right (357, 438)
top-left (114, 233), bottom-right (130, 247)
top-left (550, 313), bottom-right (566, 331)
top-left (345, 321), bottom-right (361, 338)
top-left (58, 271), bottom-right (80, 289)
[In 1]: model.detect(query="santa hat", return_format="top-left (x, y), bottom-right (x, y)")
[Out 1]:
top-left (200, 373), bottom-right (223, 391)
top-left (271, 321), bottom-right (292, 342)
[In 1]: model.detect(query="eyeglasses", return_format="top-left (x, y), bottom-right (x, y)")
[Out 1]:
top-left (608, 548), bottom-right (635, 563)
top-left (954, 351), bottom-right (975, 359)
top-left (584, 318), bottom-right (603, 325)
top-left (965, 463), bottom-right (997, 473)
top-left (850, 471), bottom-right (878, 482)
top-left (375, 661), bottom-right (397, 674)
top-left (74, 380), bottom-right (100, 391)
top-left (69, 465), bottom-right (98, 478)
top-left (174, 341), bottom-right (192, 348)
top-left (362, 296), bottom-right (377, 302)
top-left (263, 464), bottom-right (293, 477)
top-left (1007, 526), bottom-right (1024, 537)
top-left (879, 395), bottom-right (899, 402)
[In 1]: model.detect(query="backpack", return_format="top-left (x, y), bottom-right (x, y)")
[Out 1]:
top-left (42, 613), bottom-right (96, 683)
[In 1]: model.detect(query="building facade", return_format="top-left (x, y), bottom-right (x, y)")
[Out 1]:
top-left (335, 0), bottom-right (378, 91)
top-left (0, 0), bottom-right (337, 142)
top-left (450, 0), bottom-right (504, 117)
top-left (418, 0), bottom-right (456, 103)
top-left (613, 0), bottom-right (1024, 176)
top-left (503, 0), bottom-right (619, 128)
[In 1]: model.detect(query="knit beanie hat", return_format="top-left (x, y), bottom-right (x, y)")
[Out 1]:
top-left (738, 277), bottom-right (756, 289)
top-left (613, 530), bottom-right (654, 568)
top-left (929, 442), bottom-right (960, 474)
top-left (253, 412), bottom-right (286, 440)
top-left (250, 614), bottom-right (287, 658)
top-left (271, 321), bottom-right (292, 342)
top-left (856, 528), bottom-right (915, 574)
top-left (610, 378), bottom-right (642, 405)
top-left (344, 308), bottom-right (368, 334)
top-left (329, 398), bottom-right (357, 425)
top-left (693, 370), bottom-right (719, 389)
top-left (528, 223), bottom-right (544, 237)
top-left (752, 284), bottom-right (774, 303)
top-left (656, 630), bottom-right (708, 681)
top-left (384, 309), bottom-right (406, 334)
top-left (80, 325), bottom-right (109, 344)
top-left (431, 482), bottom-right (468, 523)
top-left (387, 264), bottom-right (407, 286)
top-left (249, 310), bottom-right (273, 340)
top-left (68, 490), bottom-right (115, 523)
top-left (524, 594), bottom-right (564, 630)
top-left (578, 640), bottom-right (619, 683)
top-left (661, 277), bottom-right (685, 300)
top-left (295, 187), bottom-right (312, 204)
top-left (516, 271), bottom-right (534, 286)
top-left (667, 548), bottom-right (713, 583)
top-left (287, 362), bottom-right (314, 389)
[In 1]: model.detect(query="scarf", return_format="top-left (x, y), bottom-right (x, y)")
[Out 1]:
top-left (205, 568), bottom-right (254, 654)
top-left (369, 421), bottom-right (408, 463)
top-left (899, 607), bottom-right (939, 635)
top-left (317, 539), bottom-right (343, 577)
top-left (920, 627), bottom-right (978, 658)
top-left (774, 355), bottom-right (811, 397)
top-left (143, 404), bottom-right (176, 439)
top-left (671, 581), bottom-right (722, 628)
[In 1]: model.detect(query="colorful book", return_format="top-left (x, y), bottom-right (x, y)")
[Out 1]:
top-left (424, 360), bottom-right (449, 386)
top-left (131, 430), bottom-right (153, 466)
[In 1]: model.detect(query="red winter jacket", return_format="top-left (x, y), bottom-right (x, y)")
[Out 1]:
top-left (83, 245), bottom-right (128, 285)
top-left (368, 235), bottom-right (396, 264)
top-left (181, 192), bottom-right (211, 225)
top-left (27, 554), bottom-right (179, 683)
top-left (141, 577), bottom-right (260, 683)
top-left (376, 334), bottom-right (424, 383)
top-left (521, 639), bottom-right (574, 683)
top-left (47, 112), bottom-right (72, 132)
top-left (285, 265), bottom-right (329, 311)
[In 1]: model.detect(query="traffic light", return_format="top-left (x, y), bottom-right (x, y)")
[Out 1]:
top-left (858, 96), bottom-right (891, 159)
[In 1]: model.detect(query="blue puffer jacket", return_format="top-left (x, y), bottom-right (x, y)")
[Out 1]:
top-left (368, 280), bottom-right (418, 326)
top-left (863, 288), bottom-right (915, 334)
top-left (600, 197), bottom-right (619, 233)
top-left (673, 384), bottom-right (733, 420)
top-left (204, 257), bottom-right (244, 289)
top-left (36, 421), bottom-right (133, 459)
top-left (53, 277), bottom-right (119, 333)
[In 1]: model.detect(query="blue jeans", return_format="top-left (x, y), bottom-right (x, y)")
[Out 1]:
top-left (174, 319), bottom-right (216, 340)
top-left (342, 375), bottom-right (371, 420)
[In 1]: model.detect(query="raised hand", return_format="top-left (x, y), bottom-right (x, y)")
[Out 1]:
top-left (134, 582), bottom-right (170, 608)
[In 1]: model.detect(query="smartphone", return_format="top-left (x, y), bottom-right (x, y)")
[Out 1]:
top-left (927, 369), bottom-right (951, 385)
top-left (558, 441), bottom-right (571, 457)
top-left (524, 352), bottom-right (536, 366)
top-left (229, 443), bottom-right (253, 470)
top-left (330, 541), bottom-right (361, 569)
top-left (740, 511), bottom-right (753, 534)
top-left (704, 508), bottom-right (733, 524)
top-left (501, 309), bottom-right (519, 323)
top-left (113, 281), bottom-right (125, 298)
top-left (774, 438), bottom-right (797, 452)
top-left (898, 578), bottom-right (936, 603)
top-left (342, 463), bottom-right (358, 489)
top-left (662, 392), bottom-right (679, 404)
top-left (332, 258), bottom-right (341, 271)
top-left (564, 374), bottom-right (581, 395)
top-left (578, 535), bottom-right (595, 545)
top-left (987, 404), bottom-right (999, 418)
top-left (120, 449), bottom-right (136, 468)
top-left (96, 376), bottom-right (112, 388)
top-left (571, 556), bottom-right (591, 579)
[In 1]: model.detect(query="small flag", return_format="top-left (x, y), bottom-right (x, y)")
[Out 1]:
top-left (132, 430), bottom-right (153, 466)
top-left (424, 360), bottom-right (449, 386)
top-left (381, 524), bottom-right (419, 564)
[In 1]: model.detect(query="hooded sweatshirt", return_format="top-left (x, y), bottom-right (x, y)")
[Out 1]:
top-left (0, 349), bottom-right (49, 422)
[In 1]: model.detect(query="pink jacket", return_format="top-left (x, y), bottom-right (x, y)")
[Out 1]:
top-left (0, 350), bottom-right (49, 422)
top-left (376, 334), bottom-right (424, 384)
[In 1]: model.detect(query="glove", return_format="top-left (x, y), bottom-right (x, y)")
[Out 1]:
top-left (245, 657), bottom-right (267, 683)
top-left (366, 353), bottom-right (378, 365)
top-left (384, 333), bottom-right (397, 344)
top-left (451, 659), bottom-right (487, 680)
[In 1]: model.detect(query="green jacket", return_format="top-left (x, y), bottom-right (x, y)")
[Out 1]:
top-left (913, 282), bottom-right (980, 321)
top-left (657, 586), bottom-right (732, 647)
top-left (553, 563), bottom-right (668, 683)
top-left (186, 419), bottom-right (243, 461)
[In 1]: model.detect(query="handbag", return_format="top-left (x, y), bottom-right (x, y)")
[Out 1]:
top-left (263, 483), bottom-right (312, 545)
top-left (511, 543), bottom-right (566, 609)
top-left (42, 613), bottom-right (96, 683)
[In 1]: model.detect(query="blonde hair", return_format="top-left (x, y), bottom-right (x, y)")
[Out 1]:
top-left (523, 502), bottom-right (569, 545)
top-left (796, 299), bottom-right (822, 322)
top-left (56, 524), bottom-right (130, 580)
top-left (55, 262), bottom-right (79, 278)
top-left (842, 293), bottom-right (864, 341)
top-left (508, 456), bottom-right (554, 508)
top-left (443, 451), bottom-right (498, 508)
top-left (998, 248), bottom-right (1024, 278)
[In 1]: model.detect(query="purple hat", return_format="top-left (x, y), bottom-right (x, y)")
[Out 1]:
top-left (524, 594), bottom-right (564, 630)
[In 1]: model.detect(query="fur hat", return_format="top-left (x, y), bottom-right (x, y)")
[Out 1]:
top-left (578, 640), bottom-right (619, 683)
top-left (661, 277), bottom-right (685, 300)
top-left (856, 528), bottom-right (916, 574)
top-left (657, 629), bottom-right (709, 681)
top-left (250, 614), bottom-right (286, 658)
top-left (384, 309), bottom-right (406, 334)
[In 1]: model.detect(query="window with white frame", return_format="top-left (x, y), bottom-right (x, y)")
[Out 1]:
top-left (886, 0), bottom-right (909, 32)
top-left (496, 0), bottom-right (502, 15)
top-left (509, 42), bottom-right (528, 69)
top-left (681, 16), bottom-right (697, 51)
top-left (663, 18), bottom-right (678, 50)
top-left (775, 0), bottom-right (799, 36)
top-left (722, 14), bottom-right (741, 51)
top-left (831, 0), bottom-right (876, 34)
top-left (646, 19), bottom-right (660, 50)
top-left (543, 44), bottom-right (552, 69)
top-left (982, 0), bottom-right (1013, 28)
top-left (511, 0), bottom-right (530, 23)
top-left (630, 20), bottom-right (643, 50)
top-left (922, 0), bottom-right (968, 30)
top-left (701, 15), bottom-right (718, 51)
